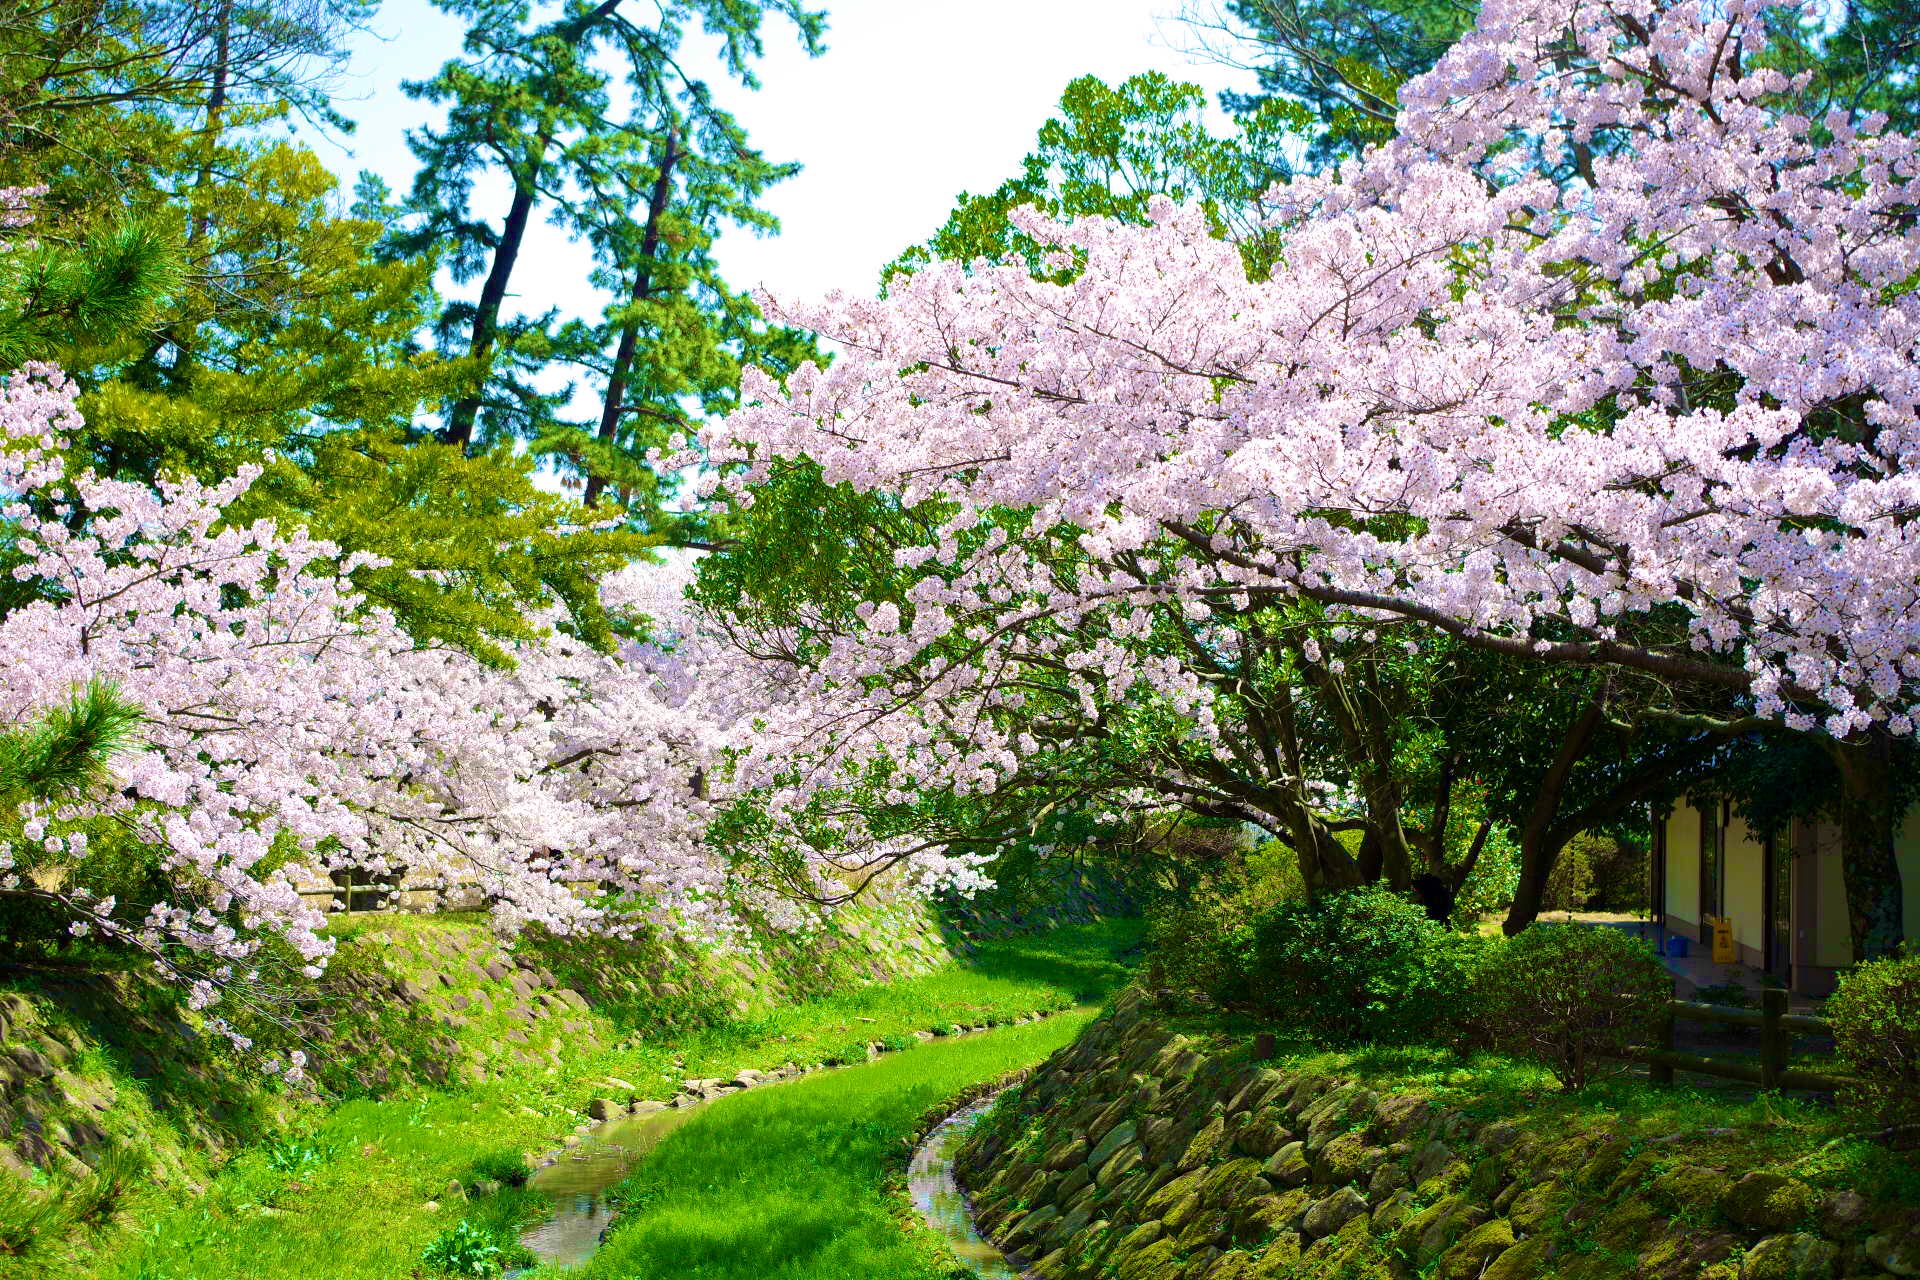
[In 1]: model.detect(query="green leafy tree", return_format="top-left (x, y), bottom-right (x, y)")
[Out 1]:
top-left (1, 0), bottom-right (649, 658)
top-left (887, 71), bottom-right (1303, 284)
top-left (396, 0), bottom-right (826, 542)
top-left (1187, 0), bottom-right (1472, 166)
top-left (533, 104), bottom-right (819, 531)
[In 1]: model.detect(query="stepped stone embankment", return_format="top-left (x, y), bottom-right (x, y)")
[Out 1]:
top-left (955, 990), bottom-right (1918, 1280)
top-left (0, 888), bottom-right (951, 1184)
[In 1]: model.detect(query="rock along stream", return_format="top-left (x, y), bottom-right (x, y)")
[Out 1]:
top-left (509, 1059), bottom-right (1031, 1276)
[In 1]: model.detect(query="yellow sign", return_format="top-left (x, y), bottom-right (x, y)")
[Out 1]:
top-left (1709, 915), bottom-right (1737, 964)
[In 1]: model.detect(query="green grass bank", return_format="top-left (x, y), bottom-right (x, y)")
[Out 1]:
top-left (571, 1011), bottom-right (1093, 1280)
top-left (34, 918), bottom-right (1139, 1280)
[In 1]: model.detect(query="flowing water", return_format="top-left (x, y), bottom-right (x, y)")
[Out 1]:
top-left (513, 1102), bottom-right (704, 1269)
top-left (906, 1093), bottom-right (1029, 1280)
top-left (511, 1033), bottom-right (1028, 1274)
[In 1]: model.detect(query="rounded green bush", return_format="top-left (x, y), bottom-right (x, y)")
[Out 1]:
top-left (1825, 951), bottom-right (1920, 1131)
top-left (420, 1219), bottom-right (506, 1277)
top-left (1248, 884), bottom-right (1484, 1044)
top-left (1144, 896), bottom-right (1258, 1006)
top-left (1475, 924), bottom-right (1670, 1089)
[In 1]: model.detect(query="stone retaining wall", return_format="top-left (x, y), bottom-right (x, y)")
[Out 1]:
top-left (954, 991), bottom-right (1918, 1280)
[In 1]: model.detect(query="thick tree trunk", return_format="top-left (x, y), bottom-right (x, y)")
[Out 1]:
top-left (443, 145), bottom-right (548, 450)
top-left (1825, 732), bottom-right (1906, 960)
top-left (1293, 817), bottom-right (1366, 896)
top-left (1503, 691), bottom-right (1607, 935)
top-left (585, 124), bottom-right (679, 507)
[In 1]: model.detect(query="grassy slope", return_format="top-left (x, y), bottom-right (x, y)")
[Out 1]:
top-left (574, 1014), bottom-right (1091, 1280)
top-left (1169, 1008), bottom-right (1920, 1208)
top-left (78, 920), bottom-right (1140, 1280)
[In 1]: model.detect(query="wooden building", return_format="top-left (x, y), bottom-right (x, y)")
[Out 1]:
top-left (1653, 797), bottom-right (1920, 995)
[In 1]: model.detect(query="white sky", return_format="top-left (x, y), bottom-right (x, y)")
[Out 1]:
top-left (304, 0), bottom-right (1257, 327)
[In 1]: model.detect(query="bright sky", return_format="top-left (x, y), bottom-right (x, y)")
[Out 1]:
top-left (304, 0), bottom-right (1256, 325)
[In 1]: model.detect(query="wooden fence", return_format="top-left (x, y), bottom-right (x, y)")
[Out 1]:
top-left (1642, 988), bottom-right (1855, 1092)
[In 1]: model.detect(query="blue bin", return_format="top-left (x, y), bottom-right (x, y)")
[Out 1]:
top-left (1666, 936), bottom-right (1689, 958)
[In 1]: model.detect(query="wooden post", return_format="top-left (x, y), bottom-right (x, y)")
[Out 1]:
top-left (1254, 1032), bottom-right (1277, 1062)
top-left (1761, 987), bottom-right (1789, 1091)
top-left (1650, 1002), bottom-right (1676, 1087)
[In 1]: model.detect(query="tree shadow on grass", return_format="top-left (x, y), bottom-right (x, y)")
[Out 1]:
top-left (956, 920), bottom-right (1145, 1005)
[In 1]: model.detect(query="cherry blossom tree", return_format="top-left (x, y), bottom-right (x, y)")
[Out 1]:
top-left (699, 0), bottom-right (1920, 957)
top-left (0, 365), bottom-right (793, 1047)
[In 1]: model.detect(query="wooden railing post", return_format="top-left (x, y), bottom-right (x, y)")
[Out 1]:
top-left (1651, 1001), bottom-right (1676, 1087)
top-left (1761, 987), bottom-right (1788, 1091)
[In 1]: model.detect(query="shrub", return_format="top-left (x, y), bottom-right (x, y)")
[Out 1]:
top-left (464, 1148), bottom-right (530, 1189)
top-left (263, 1135), bottom-right (335, 1175)
top-left (1248, 885), bottom-right (1484, 1044)
top-left (1825, 952), bottom-right (1920, 1132)
top-left (1144, 896), bottom-right (1259, 1007)
top-left (0, 1173), bottom-right (63, 1256)
top-left (1576, 832), bottom-right (1649, 912)
top-left (66, 1146), bottom-right (149, 1225)
top-left (1696, 979), bottom-right (1754, 1008)
top-left (1542, 839), bottom-right (1595, 916)
top-left (1476, 924), bottom-right (1671, 1089)
top-left (420, 1219), bottom-right (507, 1277)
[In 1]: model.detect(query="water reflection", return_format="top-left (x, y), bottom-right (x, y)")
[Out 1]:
top-left (908, 1095), bottom-right (1028, 1280)
top-left (516, 1104), bottom-right (701, 1269)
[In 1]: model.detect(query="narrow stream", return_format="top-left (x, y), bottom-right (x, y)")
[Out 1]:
top-left (906, 1093), bottom-right (1029, 1280)
top-left (510, 1033), bottom-right (1034, 1275)
top-left (514, 1102), bottom-right (704, 1269)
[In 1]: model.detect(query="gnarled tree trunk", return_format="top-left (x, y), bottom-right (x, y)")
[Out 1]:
top-left (1825, 731), bottom-right (1906, 961)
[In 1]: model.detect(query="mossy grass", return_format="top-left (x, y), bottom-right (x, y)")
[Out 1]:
top-left (1165, 1004), bottom-right (1920, 1208)
top-left (48, 920), bottom-right (1139, 1280)
top-left (573, 1013), bottom-right (1092, 1280)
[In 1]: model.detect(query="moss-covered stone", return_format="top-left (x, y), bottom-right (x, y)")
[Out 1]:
top-left (1175, 1206), bottom-right (1239, 1252)
top-left (1179, 1114), bottom-right (1229, 1172)
top-left (1262, 1140), bottom-right (1311, 1188)
top-left (1042, 1135), bottom-right (1089, 1172)
top-left (1302, 1187), bottom-right (1370, 1240)
top-left (1573, 1134), bottom-right (1633, 1190)
top-left (1004, 1202), bottom-right (1062, 1250)
top-left (1116, 1236), bottom-right (1181, 1280)
top-left (1088, 1120), bottom-right (1138, 1169)
top-left (1145, 1167), bottom-right (1207, 1217)
top-left (1371, 1188), bottom-right (1415, 1236)
top-left (1031, 1246), bottom-right (1075, 1279)
top-left (1235, 1188), bottom-right (1311, 1245)
top-left (1250, 1231), bottom-right (1303, 1277)
top-left (1740, 1233), bottom-right (1839, 1280)
top-left (1588, 1197), bottom-right (1660, 1255)
top-left (1650, 1164), bottom-right (1736, 1217)
top-left (1865, 1217), bottom-right (1920, 1277)
top-left (1201, 1250), bottom-right (1258, 1280)
top-left (1398, 1193), bottom-right (1490, 1267)
top-left (1469, 1153), bottom-right (1510, 1200)
top-left (1637, 1226), bottom-right (1746, 1280)
top-left (1410, 1138), bottom-right (1454, 1185)
top-left (1722, 1172), bottom-right (1820, 1232)
top-left (1163, 1190), bottom-right (1207, 1234)
top-left (1482, 1237), bottom-right (1551, 1280)
top-left (1235, 1111), bottom-right (1294, 1160)
top-left (1202, 1157), bottom-right (1269, 1208)
top-left (1507, 1178), bottom-right (1570, 1237)
top-left (1319, 1131), bottom-right (1388, 1185)
top-left (1436, 1219), bottom-right (1517, 1280)
top-left (1097, 1142), bottom-right (1144, 1189)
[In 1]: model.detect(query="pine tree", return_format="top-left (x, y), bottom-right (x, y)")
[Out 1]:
top-left (397, 0), bottom-right (825, 537)
top-left (0, 0), bottom-right (648, 658)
